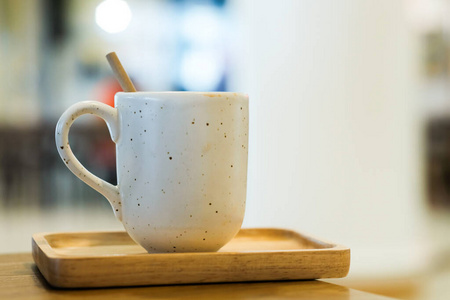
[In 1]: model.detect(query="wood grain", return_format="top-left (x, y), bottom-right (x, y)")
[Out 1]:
top-left (0, 253), bottom-right (395, 300)
top-left (32, 228), bottom-right (350, 288)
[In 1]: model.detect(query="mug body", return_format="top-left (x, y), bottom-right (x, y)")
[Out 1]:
top-left (115, 92), bottom-right (249, 252)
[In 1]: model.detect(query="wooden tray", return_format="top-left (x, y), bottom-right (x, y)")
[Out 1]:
top-left (32, 228), bottom-right (350, 288)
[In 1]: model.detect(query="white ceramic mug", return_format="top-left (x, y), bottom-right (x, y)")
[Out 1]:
top-left (55, 92), bottom-right (249, 253)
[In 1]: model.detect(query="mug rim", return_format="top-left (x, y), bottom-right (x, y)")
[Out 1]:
top-left (115, 91), bottom-right (248, 97)
top-left (115, 91), bottom-right (249, 104)
top-left (116, 91), bottom-right (247, 95)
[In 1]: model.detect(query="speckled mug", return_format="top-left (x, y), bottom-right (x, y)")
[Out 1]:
top-left (55, 92), bottom-right (248, 253)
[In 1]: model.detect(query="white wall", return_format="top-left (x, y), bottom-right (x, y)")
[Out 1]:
top-left (229, 0), bottom-right (428, 277)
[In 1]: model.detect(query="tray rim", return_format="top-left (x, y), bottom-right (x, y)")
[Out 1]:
top-left (32, 227), bottom-right (349, 259)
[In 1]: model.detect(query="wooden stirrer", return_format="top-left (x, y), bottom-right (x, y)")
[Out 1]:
top-left (106, 52), bottom-right (137, 92)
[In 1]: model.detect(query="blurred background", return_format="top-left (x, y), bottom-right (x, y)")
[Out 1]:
top-left (1, 0), bottom-right (450, 298)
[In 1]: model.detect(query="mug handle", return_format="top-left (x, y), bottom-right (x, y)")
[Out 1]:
top-left (55, 101), bottom-right (122, 221)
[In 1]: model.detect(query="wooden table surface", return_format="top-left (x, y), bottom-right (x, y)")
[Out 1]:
top-left (0, 253), bottom-right (395, 300)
